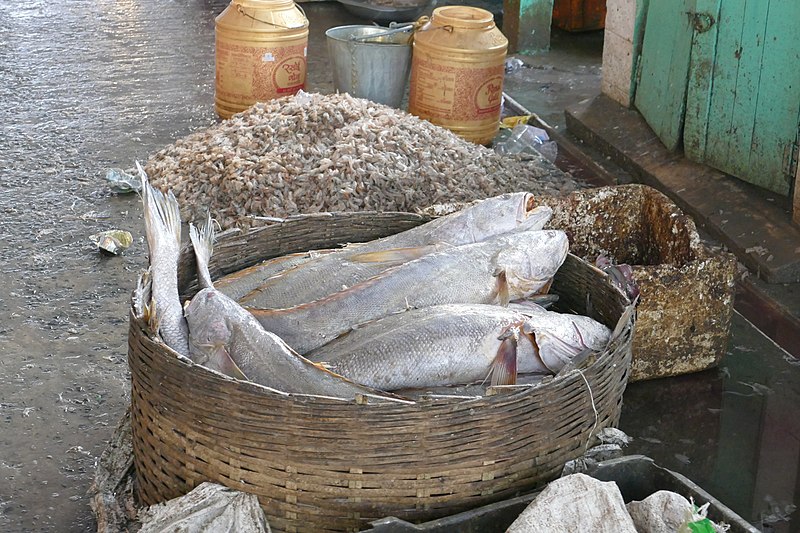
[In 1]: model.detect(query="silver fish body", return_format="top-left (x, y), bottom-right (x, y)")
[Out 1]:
top-left (240, 193), bottom-right (553, 309)
top-left (305, 302), bottom-right (611, 391)
top-left (306, 304), bottom-right (549, 390)
top-left (185, 217), bottom-right (392, 399)
top-left (184, 288), bottom-right (390, 398)
top-left (139, 166), bottom-right (190, 356)
top-left (215, 248), bottom-right (340, 301)
top-left (250, 229), bottom-right (570, 354)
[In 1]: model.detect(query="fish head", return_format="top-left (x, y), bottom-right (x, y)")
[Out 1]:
top-left (493, 230), bottom-right (569, 300)
top-left (516, 205), bottom-right (553, 232)
top-left (436, 193), bottom-right (550, 244)
top-left (184, 288), bottom-right (246, 379)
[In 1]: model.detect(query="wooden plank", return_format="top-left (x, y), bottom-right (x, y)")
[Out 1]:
top-left (628, 0), bottom-right (651, 99)
top-left (503, 0), bottom-right (553, 54)
top-left (795, 159), bottom-right (800, 225)
top-left (683, 0), bottom-right (722, 161)
top-left (633, 0), bottom-right (696, 151)
top-left (747, 0), bottom-right (800, 195)
top-left (702, 0), bottom-right (769, 186)
top-left (694, 0), bottom-right (799, 196)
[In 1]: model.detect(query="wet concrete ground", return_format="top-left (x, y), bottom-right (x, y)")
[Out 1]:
top-left (0, 1), bottom-right (797, 532)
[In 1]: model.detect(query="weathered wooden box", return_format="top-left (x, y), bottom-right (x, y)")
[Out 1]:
top-left (541, 184), bottom-right (736, 381)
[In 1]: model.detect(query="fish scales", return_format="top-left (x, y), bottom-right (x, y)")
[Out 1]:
top-left (185, 216), bottom-right (395, 399)
top-left (249, 230), bottom-right (569, 354)
top-left (185, 288), bottom-right (390, 398)
top-left (306, 305), bottom-right (546, 390)
top-left (215, 249), bottom-right (340, 302)
top-left (240, 195), bottom-right (552, 309)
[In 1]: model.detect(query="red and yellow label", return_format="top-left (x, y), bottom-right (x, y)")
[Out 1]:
top-left (216, 39), bottom-right (307, 104)
top-left (409, 58), bottom-right (504, 121)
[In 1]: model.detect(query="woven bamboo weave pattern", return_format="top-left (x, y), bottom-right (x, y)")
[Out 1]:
top-left (129, 212), bottom-right (634, 532)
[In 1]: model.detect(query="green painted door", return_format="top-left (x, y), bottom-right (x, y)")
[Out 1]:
top-left (636, 0), bottom-right (800, 196)
top-left (633, 0), bottom-right (696, 152)
top-left (686, 0), bottom-right (800, 196)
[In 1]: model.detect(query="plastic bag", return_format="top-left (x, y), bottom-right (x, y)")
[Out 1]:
top-left (494, 124), bottom-right (558, 162)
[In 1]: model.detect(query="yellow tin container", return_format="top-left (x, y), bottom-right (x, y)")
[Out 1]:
top-left (408, 6), bottom-right (508, 145)
top-left (215, 0), bottom-right (309, 119)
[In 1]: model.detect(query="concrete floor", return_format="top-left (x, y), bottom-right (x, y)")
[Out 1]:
top-left (0, 1), bottom-right (797, 531)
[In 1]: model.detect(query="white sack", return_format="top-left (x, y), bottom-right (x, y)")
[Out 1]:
top-left (138, 482), bottom-right (270, 533)
top-left (626, 490), bottom-right (694, 533)
top-left (507, 473), bottom-right (637, 533)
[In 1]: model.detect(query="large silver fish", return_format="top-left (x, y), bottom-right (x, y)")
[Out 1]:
top-left (239, 193), bottom-right (553, 309)
top-left (184, 215), bottom-right (397, 400)
top-left (139, 165), bottom-right (190, 356)
top-left (305, 304), bottom-right (546, 390)
top-left (249, 229), bottom-right (570, 354)
top-left (305, 303), bottom-right (611, 391)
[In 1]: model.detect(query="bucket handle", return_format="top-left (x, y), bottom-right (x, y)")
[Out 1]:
top-left (413, 16), bottom-right (454, 33)
top-left (349, 22), bottom-right (416, 43)
top-left (235, 2), bottom-right (307, 30)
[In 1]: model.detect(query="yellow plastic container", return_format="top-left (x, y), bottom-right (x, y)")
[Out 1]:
top-left (215, 0), bottom-right (309, 119)
top-left (408, 6), bottom-right (508, 145)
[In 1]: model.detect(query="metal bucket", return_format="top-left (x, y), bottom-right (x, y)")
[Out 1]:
top-left (325, 25), bottom-right (413, 108)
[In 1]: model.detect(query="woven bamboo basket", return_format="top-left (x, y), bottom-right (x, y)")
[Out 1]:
top-left (129, 212), bottom-right (635, 533)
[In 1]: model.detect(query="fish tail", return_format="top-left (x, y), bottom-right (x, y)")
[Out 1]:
top-left (138, 162), bottom-right (182, 256)
top-left (137, 163), bottom-right (189, 355)
top-left (189, 212), bottom-right (215, 290)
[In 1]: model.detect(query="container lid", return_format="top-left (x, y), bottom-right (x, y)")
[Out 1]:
top-left (430, 6), bottom-right (496, 30)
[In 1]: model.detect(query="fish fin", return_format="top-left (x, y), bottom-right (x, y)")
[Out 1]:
top-left (489, 269), bottom-right (510, 306)
top-left (488, 335), bottom-right (518, 386)
top-left (519, 325), bottom-right (551, 374)
top-left (312, 361), bottom-right (332, 372)
top-left (144, 294), bottom-right (159, 333)
top-left (348, 245), bottom-right (439, 265)
top-left (535, 278), bottom-right (554, 295)
top-left (134, 268), bottom-right (152, 318)
top-left (189, 213), bottom-right (215, 290)
top-left (217, 348), bottom-right (249, 381)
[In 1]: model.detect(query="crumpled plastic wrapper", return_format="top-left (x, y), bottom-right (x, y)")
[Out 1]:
top-left (106, 168), bottom-right (141, 193)
top-left (90, 230), bottom-right (133, 255)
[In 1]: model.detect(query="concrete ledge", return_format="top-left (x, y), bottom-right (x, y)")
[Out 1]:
top-left (566, 94), bottom-right (800, 284)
